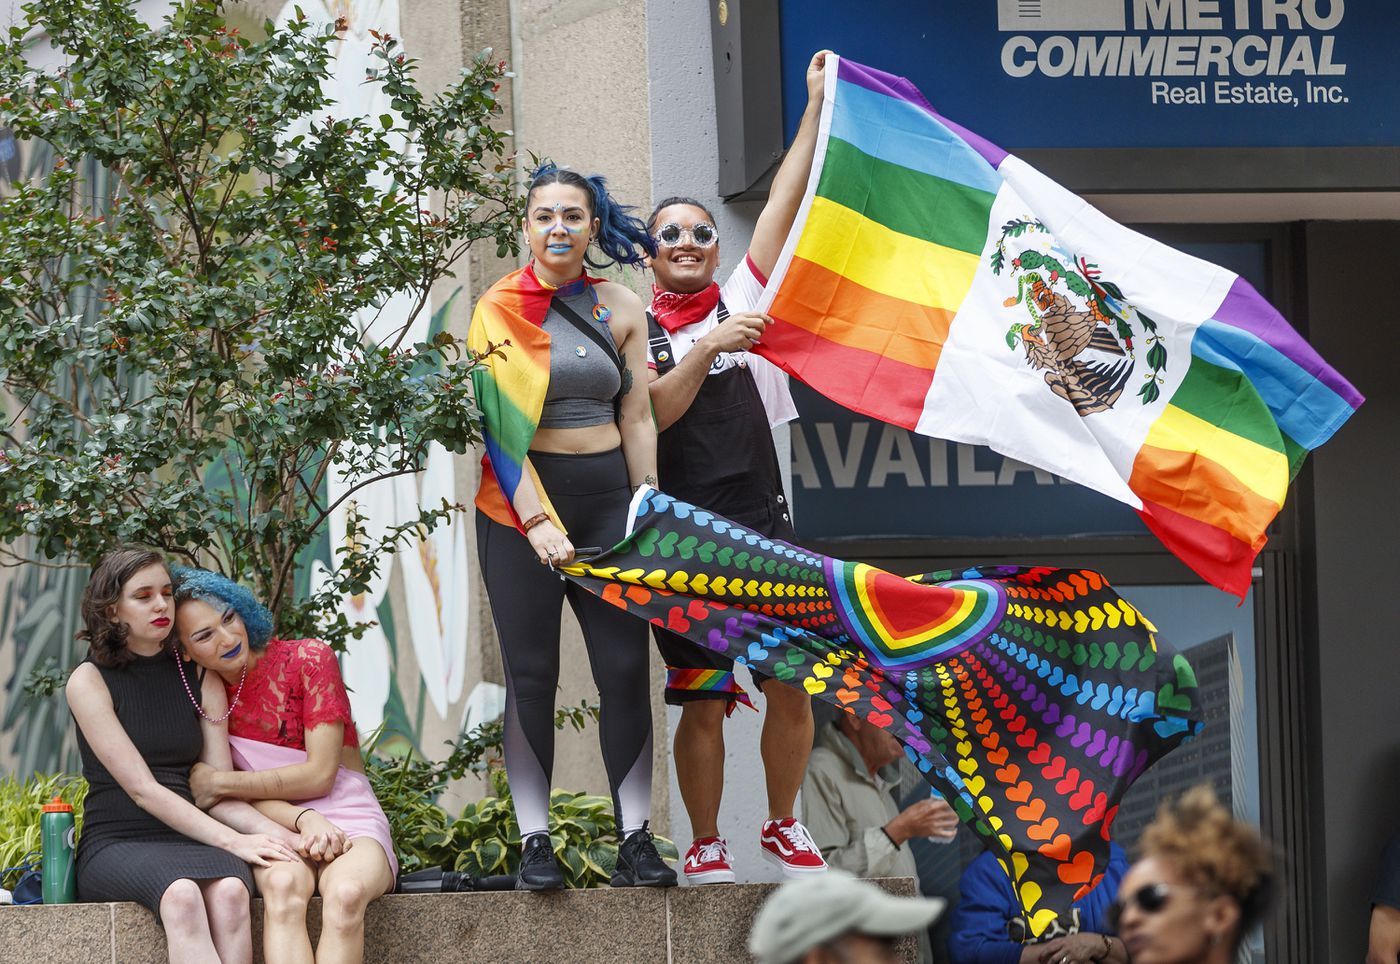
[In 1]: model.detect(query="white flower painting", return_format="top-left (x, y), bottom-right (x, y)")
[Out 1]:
top-left (280, 0), bottom-right (469, 735)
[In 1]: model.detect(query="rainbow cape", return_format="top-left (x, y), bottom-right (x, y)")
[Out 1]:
top-left (468, 264), bottom-right (598, 530)
top-left (564, 488), bottom-right (1201, 935)
top-left (755, 56), bottom-right (1363, 597)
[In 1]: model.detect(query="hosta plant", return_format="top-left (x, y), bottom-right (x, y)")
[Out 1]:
top-left (368, 702), bottom-right (677, 887)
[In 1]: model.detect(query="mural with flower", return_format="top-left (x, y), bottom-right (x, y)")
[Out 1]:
top-left (278, 0), bottom-right (472, 739)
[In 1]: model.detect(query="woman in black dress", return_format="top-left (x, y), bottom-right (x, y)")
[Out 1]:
top-left (66, 547), bottom-right (298, 963)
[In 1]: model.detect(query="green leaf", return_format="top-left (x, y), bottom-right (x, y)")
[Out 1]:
top-left (559, 846), bottom-right (585, 879)
top-left (585, 840), bottom-right (617, 877)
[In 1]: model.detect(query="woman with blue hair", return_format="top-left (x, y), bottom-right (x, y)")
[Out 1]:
top-left (172, 567), bottom-right (396, 964)
top-left (468, 163), bottom-right (674, 890)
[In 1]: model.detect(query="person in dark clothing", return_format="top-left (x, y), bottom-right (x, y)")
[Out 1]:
top-left (66, 546), bottom-right (297, 962)
top-left (948, 844), bottom-right (1129, 964)
top-left (646, 48), bottom-right (832, 886)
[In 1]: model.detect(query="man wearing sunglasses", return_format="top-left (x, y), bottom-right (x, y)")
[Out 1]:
top-left (643, 50), bottom-right (831, 886)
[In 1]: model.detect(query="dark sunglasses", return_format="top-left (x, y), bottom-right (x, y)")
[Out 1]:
top-left (654, 221), bottom-right (718, 248)
top-left (1107, 882), bottom-right (1173, 929)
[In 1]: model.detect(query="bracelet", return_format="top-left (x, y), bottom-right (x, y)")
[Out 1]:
top-left (294, 808), bottom-right (314, 831)
top-left (521, 512), bottom-right (551, 532)
top-left (1097, 934), bottom-right (1113, 960)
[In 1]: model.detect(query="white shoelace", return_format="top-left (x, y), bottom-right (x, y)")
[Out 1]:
top-left (778, 822), bottom-right (820, 854)
top-left (694, 839), bottom-right (728, 864)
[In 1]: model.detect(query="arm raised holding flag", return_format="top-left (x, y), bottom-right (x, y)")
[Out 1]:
top-left (752, 54), bottom-right (1361, 598)
top-left (642, 50), bottom-right (838, 886)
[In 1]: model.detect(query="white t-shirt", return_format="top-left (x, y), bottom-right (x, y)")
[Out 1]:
top-left (647, 256), bottom-right (799, 429)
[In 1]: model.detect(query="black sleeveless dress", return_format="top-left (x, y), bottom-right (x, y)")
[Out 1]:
top-left (73, 651), bottom-right (253, 920)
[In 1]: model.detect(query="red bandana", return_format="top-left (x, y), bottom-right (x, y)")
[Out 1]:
top-left (650, 283), bottom-right (721, 333)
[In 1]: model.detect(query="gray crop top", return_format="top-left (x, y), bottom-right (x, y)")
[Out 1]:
top-left (538, 290), bottom-right (622, 429)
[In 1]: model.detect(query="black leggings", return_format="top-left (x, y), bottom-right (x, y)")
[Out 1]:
top-left (476, 448), bottom-right (652, 838)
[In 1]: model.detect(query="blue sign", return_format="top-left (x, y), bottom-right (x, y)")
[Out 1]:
top-left (788, 382), bottom-right (1147, 539)
top-left (787, 238), bottom-right (1271, 541)
top-left (779, 0), bottom-right (1397, 149)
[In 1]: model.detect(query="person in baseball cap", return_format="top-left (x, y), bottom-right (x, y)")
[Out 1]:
top-left (748, 869), bottom-right (946, 964)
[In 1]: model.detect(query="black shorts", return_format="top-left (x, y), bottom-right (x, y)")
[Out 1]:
top-left (654, 495), bottom-right (796, 706)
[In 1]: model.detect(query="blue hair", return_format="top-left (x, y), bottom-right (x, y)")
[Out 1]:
top-left (527, 161), bottom-right (656, 269)
top-left (171, 566), bottom-right (275, 650)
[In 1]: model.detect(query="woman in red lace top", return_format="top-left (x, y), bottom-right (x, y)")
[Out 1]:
top-left (171, 568), bottom-right (395, 964)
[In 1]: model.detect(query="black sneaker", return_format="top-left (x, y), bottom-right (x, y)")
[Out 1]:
top-left (610, 821), bottom-right (678, 888)
top-left (516, 832), bottom-right (564, 891)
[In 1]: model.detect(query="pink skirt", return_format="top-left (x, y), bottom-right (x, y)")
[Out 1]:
top-left (229, 735), bottom-right (399, 881)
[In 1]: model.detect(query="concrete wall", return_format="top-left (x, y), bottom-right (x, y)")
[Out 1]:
top-left (1302, 221), bottom-right (1400, 963)
top-left (0, 878), bottom-right (924, 963)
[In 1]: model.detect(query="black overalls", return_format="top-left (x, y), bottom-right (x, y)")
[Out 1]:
top-left (648, 301), bottom-right (796, 701)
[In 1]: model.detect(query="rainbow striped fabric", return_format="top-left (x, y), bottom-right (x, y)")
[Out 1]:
top-left (565, 488), bottom-right (1201, 935)
top-left (756, 56), bottom-right (1362, 596)
top-left (468, 264), bottom-right (595, 530)
top-left (665, 667), bottom-right (756, 714)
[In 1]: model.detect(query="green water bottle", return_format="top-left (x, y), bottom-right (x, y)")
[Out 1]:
top-left (40, 795), bottom-right (76, 904)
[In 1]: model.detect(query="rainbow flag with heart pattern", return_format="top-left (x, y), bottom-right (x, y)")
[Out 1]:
top-left (563, 488), bottom-right (1201, 937)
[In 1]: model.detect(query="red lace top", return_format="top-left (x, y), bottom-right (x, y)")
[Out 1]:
top-left (226, 638), bottom-right (359, 750)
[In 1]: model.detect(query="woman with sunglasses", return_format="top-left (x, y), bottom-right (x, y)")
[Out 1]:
top-left (1113, 785), bottom-right (1274, 964)
top-left (469, 163), bottom-right (673, 890)
top-left (948, 842), bottom-right (1129, 963)
top-left (642, 49), bottom-right (832, 887)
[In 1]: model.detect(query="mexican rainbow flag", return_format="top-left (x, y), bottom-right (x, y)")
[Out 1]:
top-left (756, 56), bottom-right (1362, 597)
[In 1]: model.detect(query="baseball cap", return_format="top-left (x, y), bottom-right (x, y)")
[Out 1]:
top-left (747, 870), bottom-right (946, 964)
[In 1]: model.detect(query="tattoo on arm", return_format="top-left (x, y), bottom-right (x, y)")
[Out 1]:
top-left (620, 366), bottom-right (633, 395)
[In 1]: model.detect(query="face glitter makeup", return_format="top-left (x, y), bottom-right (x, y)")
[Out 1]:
top-left (531, 202), bottom-right (589, 237)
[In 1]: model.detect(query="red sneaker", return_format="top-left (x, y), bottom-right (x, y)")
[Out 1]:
top-left (759, 818), bottom-right (828, 876)
top-left (682, 836), bottom-right (736, 885)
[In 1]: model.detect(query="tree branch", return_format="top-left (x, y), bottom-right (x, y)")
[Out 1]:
top-left (302, 463), bottom-right (424, 546)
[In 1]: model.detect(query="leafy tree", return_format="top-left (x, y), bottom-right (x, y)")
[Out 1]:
top-left (0, 1), bottom-right (520, 650)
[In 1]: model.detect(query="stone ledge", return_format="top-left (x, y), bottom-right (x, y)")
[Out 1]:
top-left (0, 878), bottom-right (919, 962)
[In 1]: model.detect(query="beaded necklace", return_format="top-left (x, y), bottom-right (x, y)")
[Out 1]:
top-left (173, 646), bottom-right (247, 725)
